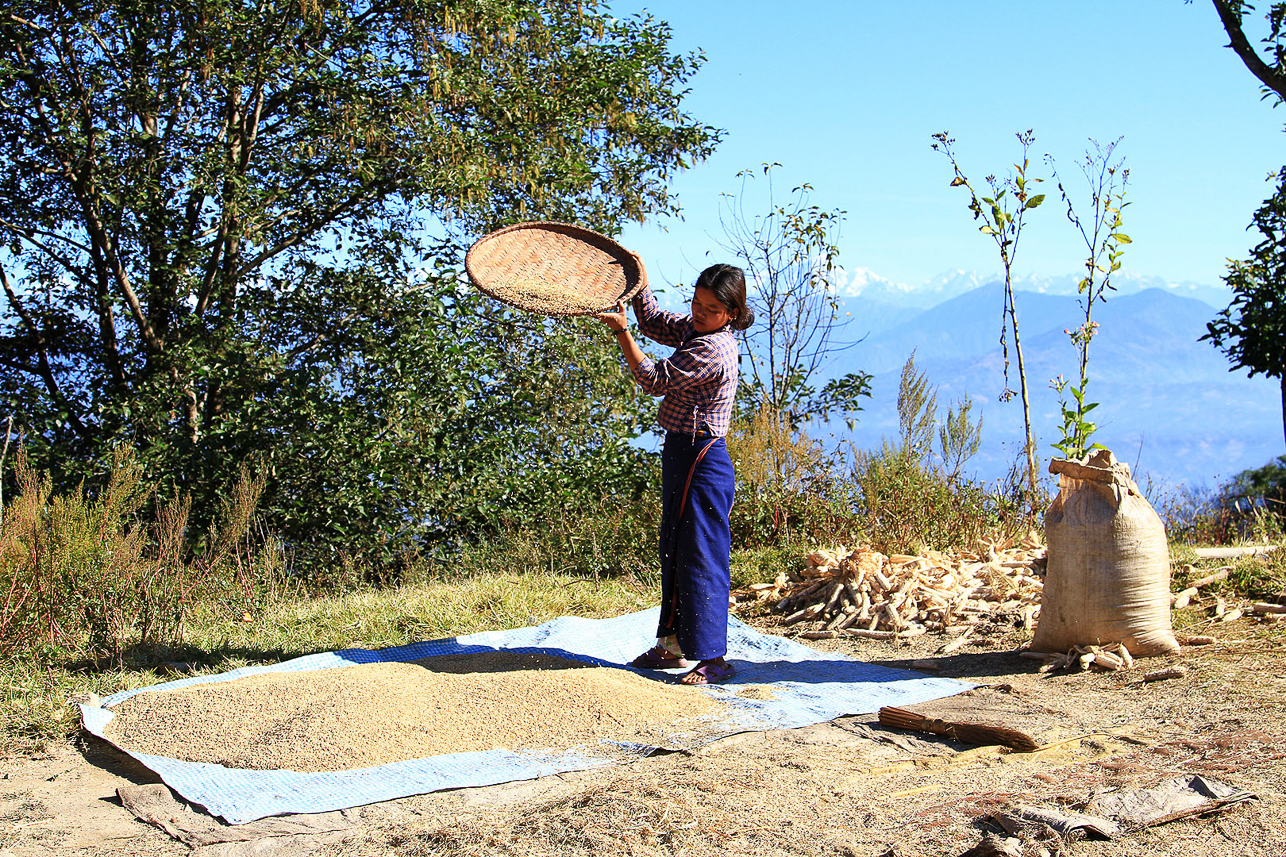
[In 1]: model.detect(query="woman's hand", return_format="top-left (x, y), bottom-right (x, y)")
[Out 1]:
top-left (596, 298), bottom-right (645, 374)
top-left (594, 300), bottom-right (628, 334)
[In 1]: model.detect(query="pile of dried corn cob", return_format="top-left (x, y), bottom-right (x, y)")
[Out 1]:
top-left (734, 534), bottom-right (1047, 640)
top-left (1020, 642), bottom-right (1135, 672)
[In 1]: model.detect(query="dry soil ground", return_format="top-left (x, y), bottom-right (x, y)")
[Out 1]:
top-left (3, 613), bottom-right (1285, 857)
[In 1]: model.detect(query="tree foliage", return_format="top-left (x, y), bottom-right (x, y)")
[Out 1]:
top-left (1203, 167), bottom-right (1286, 449)
top-left (1202, 1), bottom-right (1286, 451)
top-left (0, 0), bottom-right (719, 567)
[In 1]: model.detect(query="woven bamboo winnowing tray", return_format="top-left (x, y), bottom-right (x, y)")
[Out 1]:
top-left (465, 221), bottom-right (647, 316)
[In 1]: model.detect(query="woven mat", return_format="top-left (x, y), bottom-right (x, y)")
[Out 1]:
top-left (466, 221), bottom-right (646, 316)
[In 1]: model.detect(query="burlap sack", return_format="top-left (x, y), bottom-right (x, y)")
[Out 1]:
top-left (1032, 449), bottom-right (1179, 657)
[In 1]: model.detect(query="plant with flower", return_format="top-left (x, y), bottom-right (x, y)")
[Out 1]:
top-left (1048, 140), bottom-right (1129, 460)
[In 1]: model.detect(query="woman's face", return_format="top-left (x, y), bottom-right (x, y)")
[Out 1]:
top-left (691, 286), bottom-right (734, 334)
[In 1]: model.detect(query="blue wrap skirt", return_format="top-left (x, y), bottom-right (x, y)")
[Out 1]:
top-left (657, 427), bottom-right (736, 661)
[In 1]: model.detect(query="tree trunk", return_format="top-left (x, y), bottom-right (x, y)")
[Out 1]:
top-left (1008, 284), bottom-right (1038, 512)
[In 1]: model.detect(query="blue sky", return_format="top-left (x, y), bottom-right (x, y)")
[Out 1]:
top-left (614, 1), bottom-right (1284, 296)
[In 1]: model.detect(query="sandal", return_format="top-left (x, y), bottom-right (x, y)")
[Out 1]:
top-left (681, 659), bottom-right (735, 685)
top-left (630, 645), bottom-right (694, 670)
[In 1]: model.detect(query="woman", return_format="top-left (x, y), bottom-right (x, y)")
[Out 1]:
top-left (596, 262), bottom-right (754, 685)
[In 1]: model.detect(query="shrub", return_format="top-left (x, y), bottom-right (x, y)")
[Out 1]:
top-left (846, 355), bottom-right (1025, 556)
top-left (1225, 455), bottom-right (1286, 537)
top-left (1153, 457), bottom-right (1286, 546)
top-left (0, 447), bottom-right (264, 661)
top-left (725, 404), bottom-right (862, 549)
top-left (417, 492), bottom-right (663, 587)
top-left (1153, 483), bottom-right (1238, 546)
top-left (851, 447), bottom-right (1021, 555)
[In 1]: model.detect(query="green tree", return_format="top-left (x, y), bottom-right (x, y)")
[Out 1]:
top-left (1199, 2), bottom-right (1286, 453)
top-left (246, 268), bottom-right (658, 570)
top-left (1203, 167), bottom-right (1286, 450)
top-left (717, 165), bottom-right (872, 433)
top-left (0, 0), bottom-right (719, 566)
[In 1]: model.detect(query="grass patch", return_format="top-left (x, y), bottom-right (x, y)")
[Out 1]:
top-left (1171, 550), bottom-right (1286, 601)
top-left (730, 546), bottom-right (795, 591)
top-left (1168, 542), bottom-right (1200, 568)
top-left (193, 571), bottom-right (650, 656)
top-left (1169, 550), bottom-right (1286, 638)
top-left (1225, 551), bottom-right (1286, 600)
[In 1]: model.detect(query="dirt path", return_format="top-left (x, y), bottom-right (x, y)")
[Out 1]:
top-left (4, 617), bottom-right (1286, 857)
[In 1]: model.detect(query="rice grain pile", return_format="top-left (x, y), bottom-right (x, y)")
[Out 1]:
top-left (482, 277), bottom-right (601, 316)
top-left (105, 653), bottom-right (724, 772)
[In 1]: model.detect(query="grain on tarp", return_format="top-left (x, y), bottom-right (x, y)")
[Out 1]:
top-left (104, 652), bottom-right (723, 772)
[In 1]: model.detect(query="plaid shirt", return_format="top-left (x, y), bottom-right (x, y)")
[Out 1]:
top-left (629, 286), bottom-right (739, 436)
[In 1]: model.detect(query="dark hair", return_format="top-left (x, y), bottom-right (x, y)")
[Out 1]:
top-left (694, 263), bottom-right (754, 331)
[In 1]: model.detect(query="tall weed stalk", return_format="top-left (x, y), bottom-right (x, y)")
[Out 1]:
top-left (852, 356), bottom-right (1023, 555)
top-left (0, 448), bottom-right (264, 661)
top-left (1049, 139), bottom-right (1130, 460)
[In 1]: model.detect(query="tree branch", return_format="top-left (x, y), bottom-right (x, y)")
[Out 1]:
top-left (75, 190), bottom-right (164, 353)
top-left (0, 218), bottom-right (93, 285)
top-left (1213, 0), bottom-right (1286, 101)
top-left (233, 193), bottom-right (375, 279)
top-left (0, 261), bottom-right (89, 437)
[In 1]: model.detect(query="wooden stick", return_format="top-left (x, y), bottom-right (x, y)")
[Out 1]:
top-left (878, 706), bottom-right (1039, 752)
top-left (842, 628), bottom-right (897, 640)
top-left (1252, 602), bottom-right (1286, 614)
top-left (783, 604), bottom-right (823, 625)
top-left (938, 627), bottom-right (973, 655)
top-left (836, 610), bottom-right (864, 630)
top-left (823, 581), bottom-right (844, 613)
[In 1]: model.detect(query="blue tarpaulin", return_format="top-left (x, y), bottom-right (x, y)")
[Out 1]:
top-left (81, 608), bottom-right (969, 824)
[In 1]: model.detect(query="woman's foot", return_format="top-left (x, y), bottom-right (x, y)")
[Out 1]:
top-left (630, 645), bottom-right (694, 670)
top-left (681, 658), bottom-right (735, 685)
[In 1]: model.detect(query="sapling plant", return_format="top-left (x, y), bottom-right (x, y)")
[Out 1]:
top-left (932, 131), bottom-right (1045, 512)
top-left (1049, 139), bottom-right (1130, 461)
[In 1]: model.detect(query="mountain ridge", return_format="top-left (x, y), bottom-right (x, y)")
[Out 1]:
top-left (833, 267), bottom-right (1234, 312)
top-left (820, 283), bottom-right (1278, 489)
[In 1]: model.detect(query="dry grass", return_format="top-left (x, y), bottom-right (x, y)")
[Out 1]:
top-left (0, 448), bottom-right (266, 662)
top-left (6, 551), bottom-right (1286, 857)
